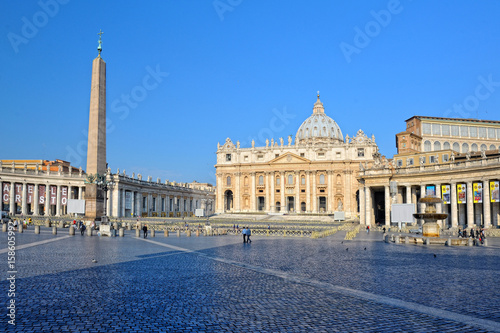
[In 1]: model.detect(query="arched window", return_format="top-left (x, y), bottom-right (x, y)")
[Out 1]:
top-left (480, 144), bottom-right (487, 151)
top-left (276, 177), bottom-right (280, 185)
top-left (313, 127), bottom-right (318, 136)
top-left (336, 174), bottom-right (341, 184)
top-left (301, 177), bottom-right (305, 185)
top-left (319, 174), bottom-right (325, 184)
top-left (226, 176), bottom-right (231, 186)
top-left (288, 175), bottom-right (293, 185)
top-left (258, 175), bottom-right (264, 185)
top-left (443, 142), bottom-right (450, 150)
top-left (471, 143), bottom-right (478, 152)
top-left (462, 143), bottom-right (469, 153)
top-left (452, 142), bottom-right (460, 152)
top-left (424, 140), bottom-right (431, 152)
top-left (433, 141), bottom-right (441, 151)
top-left (244, 176), bottom-right (248, 186)
top-left (490, 144), bottom-right (496, 151)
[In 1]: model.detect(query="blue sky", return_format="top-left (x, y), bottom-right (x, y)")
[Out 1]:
top-left (2, 1), bottom-right (500, 184)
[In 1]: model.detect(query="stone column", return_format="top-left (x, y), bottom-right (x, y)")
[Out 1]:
top-left (78, 186), bottom-right (83, 199)
top-left (107, 188), bottom-right (112, 217)
top-left (344, 170), bottom-right (352, 217)
top-left (435, 184), bottom-right (442, 214)
top-left (312, 171), bottom-right (317, 213)
top-left (365, 186), bottom-right (371, 227)
top-left (306, 171), bottom-right (311, 212)
top-left (250, 172), bottom-right (256, 212)
top-left (327, 171), bottom-right (333, 213)
top-left (295, 172), bottom-right (300, 213)
top-left (56, 185), bottom-right (61, 217)
top-left (419, 184), bottom-right (426, 214)
top-left (9, 182), bottom-right (15, 215)
top-left (270, 173), bottom-right (275, 212)
top-left (21, 182), bottom-right (27, 215)
top-left (33, 184), bottom-right (39, 215)
top-left (466, 181), bottom-right (474, 229)
top-left (45, 184), bottom-right (51, 216)
top-left (384, 185), bottom-right (391, 227)
top-left (359, 186), bottom-right (365, 224)
top-left (484, 179), bottom-right (491, 228)
top-left (450, 182), bottom-right (458, 228)
top-left (411, 187), bottom-right (417, 213)
top-left (235, 172), bottom-right (241, 212)
top-left (280, 171), bottom-right (285, 212)
top-left (122, 189), bottom-right (127, 217)
top-left (265, 172), bottom-right (271, 212)
top-left (406, 186), bottom-right (412, 204)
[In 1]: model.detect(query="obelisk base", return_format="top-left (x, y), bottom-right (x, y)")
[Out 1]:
top-left (84, 183), bottom-right (104, 223)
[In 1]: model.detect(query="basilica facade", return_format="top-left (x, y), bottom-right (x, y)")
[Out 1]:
top-left (215, 94), bottom-right (379, 218)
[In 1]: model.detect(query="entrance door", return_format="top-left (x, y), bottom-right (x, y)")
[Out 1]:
top-left (318, 197), bottom-right (326, 212)
top-left (224, 190), bottom-right (233, 212)
top-left (287, 196), bottom-right (294, 212)
top-left (258, 197), bottom-right (265, 211)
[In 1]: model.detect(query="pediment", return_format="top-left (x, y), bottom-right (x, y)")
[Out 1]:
top-left (269, 153), bottom-right (311, 164)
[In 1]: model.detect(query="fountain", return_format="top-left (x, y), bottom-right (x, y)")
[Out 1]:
top-left (413, 196), bottom-right (448, 237)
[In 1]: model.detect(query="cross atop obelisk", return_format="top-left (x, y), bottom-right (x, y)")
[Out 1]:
top-left (85, 30), bottom-right (107, 221)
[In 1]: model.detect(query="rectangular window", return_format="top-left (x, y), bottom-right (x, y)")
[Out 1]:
top-left (460, 126), bottom-right (469, 137)
top-left (421, 157), bottom-right (426, 164)
top-left (407, 158), bottom-right (414, 166)
top-left (257, 154), bottom-right (263, 161)
top-left (442, 154), bottom-right (449, 162)
top-left (479, 127), bottom-right (487, 138)
top-left (336, 152), bottom-right (341, 158)
top-left (451, 125), bottom-right (459, 136)
top-left (432, 124), bottom-right (440, 135)
top-left (244, 155), bottom-right (248, 161)
top-left (275, 154), bottom-right (279, 158)
top-left (357, 148), bottom-right (364, 157)
top-left (300, 153), bottom-right (305, 157)
top-left (396, 159), bottom-right (403, 167)
top-left (497, 128), bottom-right (500, 139)
top-left (429, 156), bottom-right (436, 163)
top-left (488, 127), bottom-right (496, 139)
top-left (301, 177), bottom-right (305, 185)
top-left (469, 126), bottom-right (477, 137)
top-left (422, 123), bottom-right (431, 135)
top-left (441, 125), bottom-right (450, 136)
top-left (226, 154), bottom-right (231, 161)
top-left (317, 152), bottom-right (325, 158)
top-left (276, 178), bottom-right (280, 185)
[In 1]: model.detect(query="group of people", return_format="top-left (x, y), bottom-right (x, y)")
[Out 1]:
top-left (72, 220), bottom-right (86, 235)
top-left (458, 227), bottom-right (485, 243)
top-left (242, 227), bottom-right (252, 243)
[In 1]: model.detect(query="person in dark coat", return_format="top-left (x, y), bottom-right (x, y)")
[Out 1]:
top-left (143, 225), bottom-right (148, 238)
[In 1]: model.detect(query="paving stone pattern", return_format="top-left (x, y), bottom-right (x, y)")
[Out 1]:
top-left (1, 227), bottom-right (499, 332)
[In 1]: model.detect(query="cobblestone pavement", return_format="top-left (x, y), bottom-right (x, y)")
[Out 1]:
top-left (1, 227), bottom-right (500, 332)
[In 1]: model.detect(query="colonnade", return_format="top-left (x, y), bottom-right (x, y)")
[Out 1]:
top-left (2, 181), bottom-right (84, 217)
top-left (360, 178), bottom-right (499, 229)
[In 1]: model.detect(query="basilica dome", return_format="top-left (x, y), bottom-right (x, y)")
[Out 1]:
top-left (295, 94), bottom-right (344, 144)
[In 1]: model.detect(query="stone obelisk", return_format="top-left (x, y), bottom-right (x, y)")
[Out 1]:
top-left (85, 30), bottom-right (106, 222)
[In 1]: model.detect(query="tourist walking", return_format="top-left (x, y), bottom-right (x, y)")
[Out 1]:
top-left (80, 224), bottom-right (86, 236)
top-left (143, 225), bottom-right (148, 238)
top-left (246, 227), bottom-right (252, 243)
top-left (242, 227), bottom-right (247, 243)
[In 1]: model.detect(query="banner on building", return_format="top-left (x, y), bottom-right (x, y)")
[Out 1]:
top-left (67, 199), bottom-right (85, 214)
top-left (426, 185), bottom-right (436, 197)
top-left (441, 185), bottom-right (450, 204)
top-left (457, 183), bottom-right (466, 204)
top-left (39, 185), bottom-right (46, 204)
top-left (14, 183), bottom-right (22, 204)
top-left (125, 191), bottom-right (132, 210)
top-left (2, 183), bottom-right (10, 203)
top-left (61, 186), bottom-right (68, 206)
top-left (491, 181), bottom-right (500, 203)
top-left (50, 186), bottom-right (57, 205)
top-left (473, 182), bottom-right (483, 203)
top-left (27, 184), bottom-right (34, 204)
